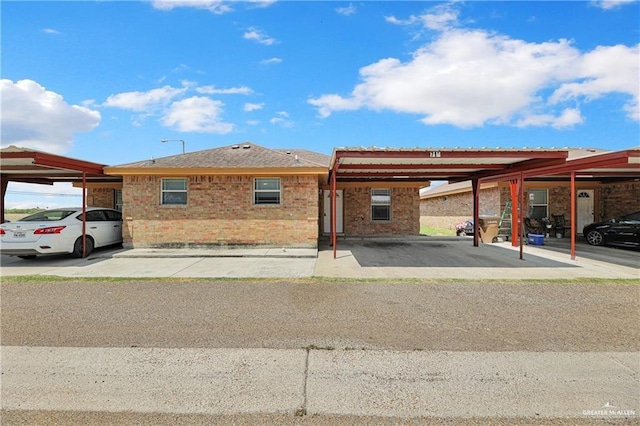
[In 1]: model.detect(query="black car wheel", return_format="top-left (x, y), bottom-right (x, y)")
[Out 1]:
top-left (586, 230), bottom-right (604, 246)
top-left (72, 236), bottom-right (94, 258)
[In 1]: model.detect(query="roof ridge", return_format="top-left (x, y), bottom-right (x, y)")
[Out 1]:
top-left (270, 147), bottom-right (328, 167)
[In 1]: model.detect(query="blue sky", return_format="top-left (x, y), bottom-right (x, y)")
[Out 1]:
top-left (1, 0), bottom-right (639, 208)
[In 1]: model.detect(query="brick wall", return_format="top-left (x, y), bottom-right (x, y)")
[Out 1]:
top-left (87, 188), bottom-right (115, 208)
top-left (343, 187), bottom-right (420, 236)
top-left (600, 182), bottom-right (640, 220)
top-left (420, 187), bottom-right (502, 229)
top-left (121, 174), bottom-right (320, 248)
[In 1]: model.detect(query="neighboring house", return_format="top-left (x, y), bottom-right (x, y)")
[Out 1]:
top-left (421, 178), bottom-right (640, 235)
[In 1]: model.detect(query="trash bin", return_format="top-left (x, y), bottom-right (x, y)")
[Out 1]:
top-left (478, 215), bottom-right (501, 243)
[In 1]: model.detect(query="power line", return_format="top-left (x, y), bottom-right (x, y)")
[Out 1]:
top-left (6, 190), bottom-right (82, 197)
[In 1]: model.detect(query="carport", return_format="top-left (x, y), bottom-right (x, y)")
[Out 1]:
top-left (327, 147), bottom-right (568, 259)
top-left (514, 147), bottom-right (640, 259)
top-left (0, 146), bottom-right (120, 257)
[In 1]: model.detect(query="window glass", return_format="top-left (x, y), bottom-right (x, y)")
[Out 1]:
top-left (372, 188), bottom-right (391, 221)
top-left (254, 178), bottom-right (281, 205)
top-left (103, 210), bottom-right (122, 221)
top-left (20, 210), bottom-right (75, 222)
top-left (114, 189), bottom-right (123, 212)
top-left (78, 211), bottom-right (106, 222)
top-left (161, 178), bottom-right (188, 205)
top-left (529, 189), bottom-right (548, 219)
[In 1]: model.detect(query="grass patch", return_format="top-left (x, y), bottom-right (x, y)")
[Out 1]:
top-left (1, 275), bottom-right (638, 286)
top-left (420, 226), bottom-right (456, 236)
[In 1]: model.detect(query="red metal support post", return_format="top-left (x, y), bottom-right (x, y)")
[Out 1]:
top-left (471, 178), bottom-right (479, 247)
top-left (0, 176), bottom-right (8, 224)
top-left (570, 171), bottom-right (576, 260)
top-left (509, 179), bottom-right (519, 247)
top-left (82, 171), bottom-right (87, 258)
top-left (519, 172), bottom-right (525, 260)
top-left (331, 167), bottom-right (337, 259)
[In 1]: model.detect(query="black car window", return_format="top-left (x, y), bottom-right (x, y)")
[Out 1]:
top-left (620, 212), bottom-right (640, 222)
top-left (76, 211), bottom-right (106, 222)
top-left (20, 210), bottom-right (76, 221)
top-left (103, 210), bottom-right (122, 221)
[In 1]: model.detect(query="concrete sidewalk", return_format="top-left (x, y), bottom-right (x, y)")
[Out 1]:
top-left (3, 346), bottom-right (637, 419)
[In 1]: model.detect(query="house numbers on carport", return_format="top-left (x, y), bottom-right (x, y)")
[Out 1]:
top-left (429, 151), bottom-right (441, 158)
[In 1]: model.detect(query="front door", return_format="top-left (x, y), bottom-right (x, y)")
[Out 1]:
top-left (323, 190), bottom-right (343, 234)
top-left (576, 190), bottom-right (594, 234)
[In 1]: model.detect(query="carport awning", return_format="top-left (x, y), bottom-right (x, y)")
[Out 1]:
top-left (329, 147), bottom-right (568, 183)
top-left (0, 145), bottom-right (118, 185)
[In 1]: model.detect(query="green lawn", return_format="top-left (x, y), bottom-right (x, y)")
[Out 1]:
top-left (420, 226), bottom-right (456, 236)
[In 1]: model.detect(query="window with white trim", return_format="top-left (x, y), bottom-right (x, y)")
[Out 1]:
top-left (528, 189), bottom-right (548, 219)
top-left (254, 178), bottom-right (281, 205)
top-left (161, 178), bottom-right (187, 205)
top-left (371, 188), bottom-right (391, 221)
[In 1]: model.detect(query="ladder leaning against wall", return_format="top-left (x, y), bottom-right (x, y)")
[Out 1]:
top-left (498, 200), bottom-right (513, 241)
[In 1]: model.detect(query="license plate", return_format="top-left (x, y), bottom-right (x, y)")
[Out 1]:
top-left (13, 231), bottom-right (26, 238)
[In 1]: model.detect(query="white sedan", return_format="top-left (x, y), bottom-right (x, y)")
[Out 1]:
top-left (0, 207), bottom-right (123, 259)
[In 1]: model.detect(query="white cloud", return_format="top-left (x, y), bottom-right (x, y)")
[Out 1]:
top-left (269, 117), bottom-right (294, 127)
top-left (516, 108), bottom-right (584, 129)
top-left (162, 96), bottom-right (234, 133)
top-left (196, 85), bottom-right (253, 95)
top-left (261, 57), bottom-right (283, 65)
top-left (246, 120), bottom-right (261, 126)
top-left (151, 0), bottom-right (232, 14)
top-left (385, 15), bottom-right (420, 26)
top-left (0, 79), bottom-right (100, 153)
top-left (42, 28), bottom-right (60, 35)
top-left (244, 102), bottom-right (264, 111)
top-left (309, 28), bottom-right (639, 128)
top-left (591, 0), bottom-right (637, 9)
top-left (244, 27), bottom-right (277, 45)
top-left (276, 111), bottom-right (289, 118)
top-left (550, 44), bottom-right (639, 121)
top-left (336, 4), bottom-right (357, 16)
top-left (103, 85), bottom-right (186, 112)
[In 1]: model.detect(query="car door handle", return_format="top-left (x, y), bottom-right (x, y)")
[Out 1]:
top-left (90, 226), bottom-right (97, 229)
top-left (113, 225), bottom-right (120, 228)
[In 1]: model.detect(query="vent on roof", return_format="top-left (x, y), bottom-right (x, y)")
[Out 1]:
top-left (243, 144), bottom-right (251, 149)
top-left (231, 145), bottom-right (240, 149)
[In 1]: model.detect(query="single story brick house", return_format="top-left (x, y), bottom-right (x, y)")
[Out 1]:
top-left (95, 142), bottom-right (424, 249)
top-left (421, 149), bottom-right (640, 235)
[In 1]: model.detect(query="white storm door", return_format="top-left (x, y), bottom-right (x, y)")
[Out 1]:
top-left (323, 190), bottom-right (343, 234)
top-left (576, 190), bottom-right (594, 233)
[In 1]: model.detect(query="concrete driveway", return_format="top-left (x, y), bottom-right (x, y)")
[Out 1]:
top-left (1, 237), bottom-right (638, 279)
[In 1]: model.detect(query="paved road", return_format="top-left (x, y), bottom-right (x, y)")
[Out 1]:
top-left (2, 279), bottom-right (639, 423)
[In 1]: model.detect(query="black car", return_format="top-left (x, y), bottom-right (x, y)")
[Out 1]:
top-left (583, 211), bottom-right (640, 248)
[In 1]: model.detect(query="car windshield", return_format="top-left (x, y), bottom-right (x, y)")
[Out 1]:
top-left (19, 210), bottom-right (76, 222)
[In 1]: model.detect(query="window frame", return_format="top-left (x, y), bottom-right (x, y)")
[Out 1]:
top-left (371, 188), bottom-right (391, 221)
top-left (528, 188), bottom-right (548, 219)
top-left (254, 177), bottom-right (282, 205)
top-left (161, 178), bottom-right (188, 206)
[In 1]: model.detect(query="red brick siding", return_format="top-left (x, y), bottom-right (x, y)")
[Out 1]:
top-left (121, 175), bottom-right (319, 248)
top-left (87, 188), bottom-right (115, 208)
top-left (600, 182), bottom-right (640, 220)
top-left (344, 187), bottom-right (420, 236)
top-left (420, 188), bottom-right (501, 229)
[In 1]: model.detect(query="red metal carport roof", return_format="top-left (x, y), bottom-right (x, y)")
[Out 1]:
top-left (0, 146), bottom-right (119, 225)
top-left (329, 147), bottom-right (568, 183)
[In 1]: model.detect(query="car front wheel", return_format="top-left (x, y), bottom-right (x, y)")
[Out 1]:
top-left (72, 236), bottom-right (94, 258)
top-left (585, 230), bottom-right (604, 246)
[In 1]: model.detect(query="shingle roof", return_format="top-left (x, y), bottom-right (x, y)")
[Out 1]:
top-left (109, 142), bottom-right (330, 170)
